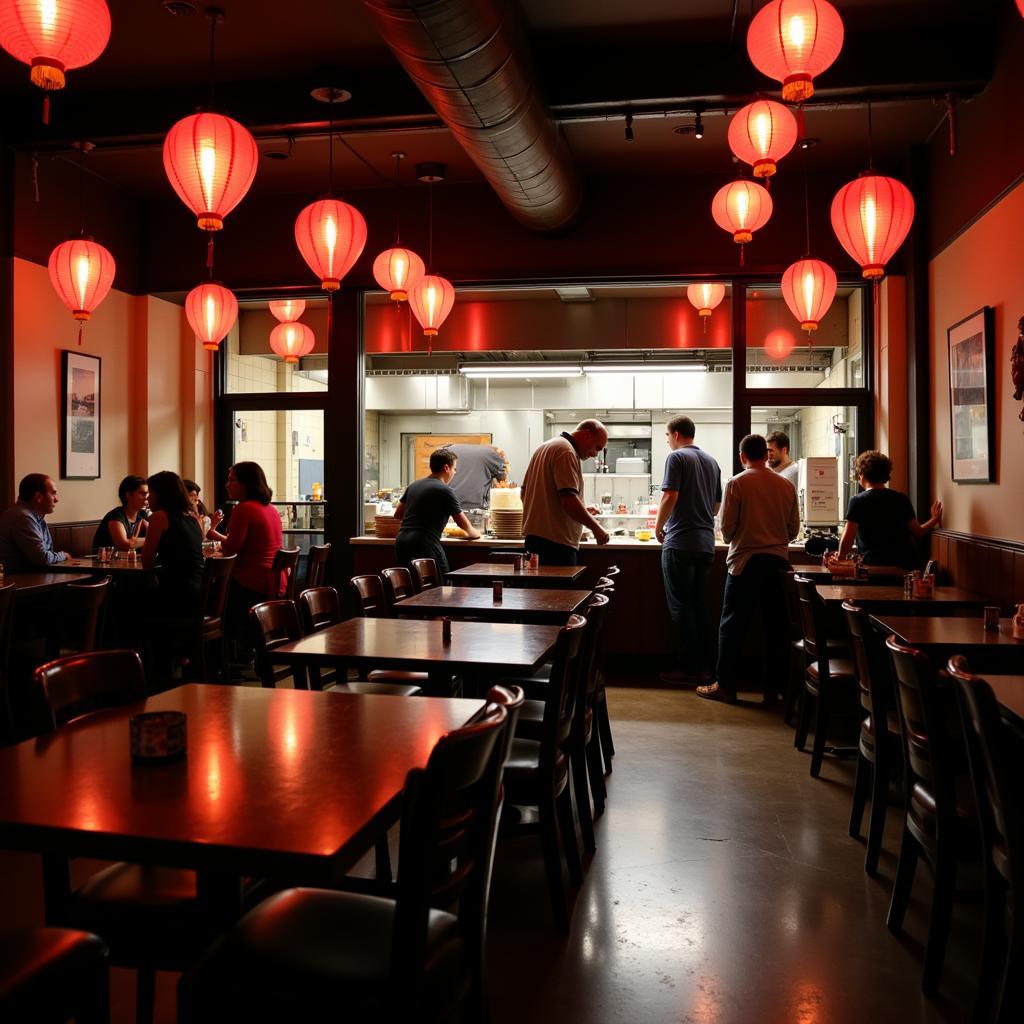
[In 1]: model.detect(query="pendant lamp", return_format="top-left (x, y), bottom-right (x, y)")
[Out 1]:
top-left (408, 162), bottom-right (455, 339)
top-left (268, 298), bottom-right (306, 323)
top-left (372, 152), bottom-right (425, 302)
top-left (764, 328), bottom-right (796, 361)
top-left (727, 100), bottom-right (798, 179)
top-left (830, 173), bottom-right (914, 280)
top-left (269, 322), bottom-right (315, 363)
top-left (185, 281), bottom-right (237, 351)
top-left (711, 179), bottom-right (773, 265)
top-left (0, 0), bottom-right (110, 122)
top-left (746, 0), bottom-right (844, 103)
top-left (48, 237), bottom-right (115, 343)
top-left (686, 283), bottom-right (726, 334)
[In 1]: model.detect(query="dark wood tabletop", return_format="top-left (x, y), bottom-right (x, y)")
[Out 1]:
top-left (796, 564), bottom-right (908, 583)
top-left (0, 684), bottom-right (484, 880)
top-left (817, 584), bottom-right (985, 610)
top-left (271, 617), bottom-right (563, 676)
top-left (871, 614), bottom-right (1024, 673)
top-left (394, 586), bottom-right (592, 624)
top-left (3, 571), bottom-right (92, 593)
top-left (47, 556), bottom-right (149, 574)
top-left (446, 562), bottom-right (587, 589)
top-left (985, 675), bottom-right (1024, 732)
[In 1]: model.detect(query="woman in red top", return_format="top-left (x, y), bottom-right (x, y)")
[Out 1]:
top-left (209, 462), bottom-right (283, 633)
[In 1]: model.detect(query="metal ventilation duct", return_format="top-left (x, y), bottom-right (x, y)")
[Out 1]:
top-left (361, 0), bottom-right (583, 232)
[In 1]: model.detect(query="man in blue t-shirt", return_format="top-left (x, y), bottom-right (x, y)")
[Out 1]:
top-left (654, 415), bottom-right (722, 685)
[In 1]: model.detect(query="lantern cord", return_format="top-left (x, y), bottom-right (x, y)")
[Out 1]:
top-left (42, 95), bottom-right (50, 126)
top-left (739, 242), bottom-right (745, 268)
top-left (393, 152), bottom-right (402, 243)
top-left (207, 233), bottom-right (215, 272)
top-left (328, 99), bottom-right (334, 194)
top-left (802, 162), bottom-right (812, 258)
top-left (866, 99), bottom-right (874, 169)
top-left (78, 143), bottom-right (85, 233)
top-left (428, 179), bottom-right (434, 271)
top-left (207, 11), bottom-right (219, 111)
top-left (77, 324), bottom-right (83, 347)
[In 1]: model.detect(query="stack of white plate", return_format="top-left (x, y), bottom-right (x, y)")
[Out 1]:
top-left (490, 509), bottom-right (523, 539)
top-left (374, 515), bottom-right (400, 539)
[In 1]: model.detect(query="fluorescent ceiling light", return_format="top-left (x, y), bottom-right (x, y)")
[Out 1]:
top-left (584, 363), bottom-right (707, 374)
top-left (555, 286), bottom-right (593, 302)
top-left (458, 363), bottom-right (582, 379)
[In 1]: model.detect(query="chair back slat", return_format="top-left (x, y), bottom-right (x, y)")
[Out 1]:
top-left (304, 543), bottom-right (331, 590)
top-left (35, 649), bottom-right (147, 729)
top-left (297, 586), bottom-right (341, 634)
top-left (201, 553), bottom-right (236, 621)
top-left (62, 576), bottom-right (111, 653)
top-left (541, 615), bottom-right (588, 756)
top-left (250, 600), bottom-right (306, 689)
top-left (381, 567), bottom-right (416, 605)
top-left (271, 547), bottom-right (301, 601)
top-left (410, 558), bottom-right (441, 592)
top-left (843, 601), bottom-right (894, 720)
top-left (794, 576), bottom-right (823, 660)
top-left (351, 575), bottom-right (392, 618)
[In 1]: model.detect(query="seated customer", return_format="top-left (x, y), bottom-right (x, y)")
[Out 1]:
top-left (183, 479), bottom-right (223, 539)
top-left (141, 472), bottom-right (204, 613)
top-left (93, 475), bottom-right (150, 552)
top-left (835, 450), bottom-right (942, 569)
top-left (0, 473), bottom-right (68, 571)
top-left (394, 448), bottom-right (481, 575)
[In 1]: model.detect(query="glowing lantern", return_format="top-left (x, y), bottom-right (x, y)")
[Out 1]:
top-left (185, 281), bottom-right (237, 351)
top-left (268, 299), bottom-right (306, 323)
top-left (746, 0), bottom-right (844, 102)
top-left (373, 246), bottom-right (425, 302)
top-left (764, 328), bottom-right (796, 361)
top-left (686, 283), bottom-right (726, 335)
top-left (728, 100), bottom-right (798, 178)
top-left (294, 198), bottom-right (367, 291)
top-left (163, 112), bottom-right (258, 232)
top-left (47, 237), bottom-right (115, 327)
top-left (0, 0), bottom-right (110, 119)
top-left (269, 322), bottom-right (315, 363)
top-left (711, 180), bottom-right (773, 264)
top-left (781, 257), bottom-right (837, 335)
top-left (830, 174), bottom-right (914, 280)
top-left (1018, 0), bottom-right (1024, 16)
top-left (408, 274), bottom-right (455, 337)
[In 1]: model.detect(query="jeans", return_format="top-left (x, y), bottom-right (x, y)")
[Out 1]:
top-left (660, 547), bottom-right (714, 674)
top-left (716, 554), bottom-right (790, 697)
top-left (523, 535), bottom-right (578, 566)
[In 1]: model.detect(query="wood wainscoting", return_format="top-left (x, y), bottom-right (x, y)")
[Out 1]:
top-left (931, 529), bottom-right (1024, 610)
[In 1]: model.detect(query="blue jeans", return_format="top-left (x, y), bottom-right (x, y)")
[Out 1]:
top-left (524, 535), bottom-right (578, 566)
top-left (661, 547), bottom-right (714, 674)
top-left (715, 554), bottom-right (790, 697)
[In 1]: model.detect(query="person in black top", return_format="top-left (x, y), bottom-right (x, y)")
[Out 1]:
top-left (836, 450), bottom-right (943, 568)
top-left (141, 471), bottom-right (204, 613)
top-left (92, 475), bottom-right (150, 551)
top-left (393, 449), bottom-right (481, 575)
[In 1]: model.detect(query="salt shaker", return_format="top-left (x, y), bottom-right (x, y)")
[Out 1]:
top-left (492, 580), bottom-right (503, 602)
top-left (442, 616), bottom-right (452, 643)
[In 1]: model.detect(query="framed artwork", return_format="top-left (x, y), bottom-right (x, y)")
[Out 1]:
top-left (61, 350), bottom-right (101, 479)
top-left (947, 306), bottom-right (995, 484)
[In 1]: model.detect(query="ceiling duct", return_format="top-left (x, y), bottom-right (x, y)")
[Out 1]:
top-left (361, 0), bottom-right (583, 232)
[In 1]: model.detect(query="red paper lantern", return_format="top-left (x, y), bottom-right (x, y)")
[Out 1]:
top-left (408, 274), bottom-right (455, 337)
top-left (1018, 0), bottom-right (1024, 16)
top-left (764, 328), bottom-right (796, 361)
top-left (269, 322), bottom-right (315, 363)
top-left (830, 174), bottom-right (914, 280)
top-left (686, 283), bottom-right (726, 319)
top-left (185, 281), bottom-right (237, 351)
top-left (746, 0), bottom-right (844, 102)
top-left (163, 112), bottom-right (258, 231)
top-left (781, 257), bottom-right (837, 333)
top-left (47, 237), bottom-right (115, 322)
top-left (294, 198), bottom-right (367, 291)
top-left (727, 100), bottom-right (798, 178)
top-left (372, 246), bottom-right (425, 302)
top-left (712, 180), bottom-right (773, 264)
top-left (268, 299), bottom-right (306, 323)
top-left (0, 0), bottom-right (110, 92)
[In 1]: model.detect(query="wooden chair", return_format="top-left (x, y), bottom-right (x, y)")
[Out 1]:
top-left (0, 927), bottom-right (109, 1024)
top-left (843, 601), bottom-right (902, 876)
top-left (197, 553), bottom-right (235, 682)
top-left (178, 703), bottom-right (510, 1023)
top-left (303, 543), bottom-right (331, 590)
top-left (500, 614), bottom-right (587, 931)
top-left (410, 557), bottom-right (441, 591)
top-left (885, 636), bottom-right (979, 996)
top-left (381, 566), bottom-right (416, 605)
top-left (271, 547), bottom-right (301, 601)
top-left (36, 650), bottom-right (147, 729)
top-left (351, 574), bottom-right (392, 618)
top-left (250, 601), bottom-right (309, 690)
top-left (60, 576), bottom-right (111, 655)
top-left (948, 657), bottom-right (1023, 1022)
top-left (793, 577), bottom-right (858, 777)
top-left (0, 581), bottom-right (15, 740)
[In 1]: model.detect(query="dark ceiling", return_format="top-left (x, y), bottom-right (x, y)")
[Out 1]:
top-left (0, 1), bottom-right (1002, 210)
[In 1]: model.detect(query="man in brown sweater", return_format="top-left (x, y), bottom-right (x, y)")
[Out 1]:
top-left (697, 433), bottom-right (800, 703)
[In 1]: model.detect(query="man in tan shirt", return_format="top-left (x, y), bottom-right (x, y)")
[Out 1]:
top-left (697, 433), bottom-right (799, 703)
top-left (521, 419), bottom-right (610, 565)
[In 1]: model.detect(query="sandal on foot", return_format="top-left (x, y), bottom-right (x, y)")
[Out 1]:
top-left (696, 682), bottom-right (736, 703)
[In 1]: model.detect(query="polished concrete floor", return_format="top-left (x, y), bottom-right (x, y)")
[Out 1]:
top-left (0, 686), bottom-right (979, 1022)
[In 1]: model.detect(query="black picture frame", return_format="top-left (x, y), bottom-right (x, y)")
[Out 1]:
top-left (947, 306), bottom-right (995, 484)
top-left (61, 350), bottom-right (101, 480)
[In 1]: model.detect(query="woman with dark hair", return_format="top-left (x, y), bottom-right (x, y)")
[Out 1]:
top-left (183, 479), bottom-right (223, 539)
top-left (92, 474), bottom-right (150, 551)
top-left (141, 471), bottom-right (204, 611)
top-left (834, 450), bottom-right (943, 568)
top-left (208, 462), bottom-right (283, 624)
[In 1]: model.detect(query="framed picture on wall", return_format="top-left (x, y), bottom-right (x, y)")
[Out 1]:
top-left (947, 306), bottom-right (995, 484)
top-left (61, 350), bottom-right (101, 479)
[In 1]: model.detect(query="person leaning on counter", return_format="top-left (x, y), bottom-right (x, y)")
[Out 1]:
top-left (394, 448), bottom-right (481, 575)
top-left (521, 419), bottom-right (610, 566)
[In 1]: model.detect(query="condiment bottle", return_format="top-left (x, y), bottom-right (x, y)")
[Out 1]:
top-left (492, 580), bottom-right (503, 602)
top-left (442, 617), bottom-right (452, 643)
top-left (1013, 603), bottom-right (1024, 641)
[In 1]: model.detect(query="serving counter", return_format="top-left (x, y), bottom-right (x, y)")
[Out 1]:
top-left (349, 535), bottom-right (817, 668)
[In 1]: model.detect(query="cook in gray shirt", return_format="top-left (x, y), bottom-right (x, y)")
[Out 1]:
top-left (0, 474), bottom-right (69, 572)
top-left (446, 443), bottom-right (507, 509)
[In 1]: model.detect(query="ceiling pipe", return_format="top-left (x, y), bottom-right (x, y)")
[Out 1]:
top-left (360, 0), bottom-right (583, 233)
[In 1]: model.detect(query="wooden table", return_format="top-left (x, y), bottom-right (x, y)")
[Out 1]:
top-left (271, 617), bottom-right (563, 695)
top-left (816, 584), bottom-right (985, 615)
top-left (870, 614), bottom-right (1024, 674)
top-left (0, 684), bottom-right (484, 882)
top-left (985, 675), bottom-right (1024, 736)
top-left (3, 571), bottom-right (92, 593)
top-left (796, 564), bottom-right (908, 584)
top-left (394, 586), bottom-right (592, 625)
top-left (46, 556), bottom-right (149, 575)
top-left (446, 562), bottom-right (588, 589)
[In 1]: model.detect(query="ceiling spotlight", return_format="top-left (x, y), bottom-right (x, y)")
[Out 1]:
top-left (694, 113), bottom-right (704, 140)
top-left (798, 137), bottom-right (820, 150)
top-left (416, 162), bottom-right (446, 183)
top-left (266, 135), bottom-right (295, 161)
top-left (310, 85), bottom-right (352, 104)
top-left (162, 1), bottom-right (199, 14)
top-left (625, 112), bottom-right (634, 143)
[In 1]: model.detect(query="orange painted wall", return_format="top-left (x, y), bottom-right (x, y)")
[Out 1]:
top-left (929, 182), bottom-right (1024, 542)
